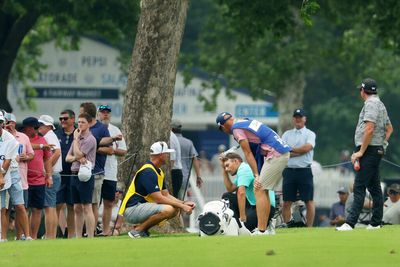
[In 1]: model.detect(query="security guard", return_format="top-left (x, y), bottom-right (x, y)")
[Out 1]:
top-left (282, 108), bottom-right (316, 227)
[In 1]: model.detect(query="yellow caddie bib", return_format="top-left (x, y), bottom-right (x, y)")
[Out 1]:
top-left (118, 163), bottom-right (164, 216)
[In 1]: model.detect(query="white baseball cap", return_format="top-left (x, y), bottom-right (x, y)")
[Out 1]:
top-left (78, 161), bottom-right (92, 182)
top-left (38, 115), bottom-right (55, 130)
top-left (4, 113), bottom-right (16, 122)
top-left (150, 141), bottom-right (175, 155)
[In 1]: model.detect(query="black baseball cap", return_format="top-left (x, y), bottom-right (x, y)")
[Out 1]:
top-left (388, 183), bottom-right (400, 193)
top-left (359, 78), bottom-right (377, 94)
top-left (293, 108), bottom-right (306, 117)
top-left (22, 117), bottom-right (40, 128)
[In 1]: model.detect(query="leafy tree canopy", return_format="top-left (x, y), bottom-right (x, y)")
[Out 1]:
top-left (1, 0), bottom-right (140, 110)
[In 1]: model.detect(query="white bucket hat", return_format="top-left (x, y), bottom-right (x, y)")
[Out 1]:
top-left (38, 115), bottom-right (56, 130)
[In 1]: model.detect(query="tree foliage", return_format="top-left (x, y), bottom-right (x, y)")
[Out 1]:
top-left (181, 0), bottom-right (400, 176)
top-left (0, 0), bottom-right (139, 111)
top-left (182, 0), bottom-right (319, 111)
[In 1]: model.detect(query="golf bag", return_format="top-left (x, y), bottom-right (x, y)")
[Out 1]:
top-left (198, 199), bottom-right (239, 236)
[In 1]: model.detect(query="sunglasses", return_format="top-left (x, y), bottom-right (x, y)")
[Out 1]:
top-left (59, 117), bottom-right (69, 121)
top-left (389, 190), bottom-right (399, 195)
top-left (98, 105), bottom-right (111, 111)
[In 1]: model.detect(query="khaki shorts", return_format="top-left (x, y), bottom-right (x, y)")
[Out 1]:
top-left (92, 174), bottom-right (105, 204)
top-left (259, 152), bottom-right (290, 190)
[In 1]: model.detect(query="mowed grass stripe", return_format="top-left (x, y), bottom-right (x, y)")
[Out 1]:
top-left (0, 226), bottom-right (399, 267)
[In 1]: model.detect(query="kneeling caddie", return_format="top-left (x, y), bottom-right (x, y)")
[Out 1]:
top-left (117, 141), bottom-right (196, 238)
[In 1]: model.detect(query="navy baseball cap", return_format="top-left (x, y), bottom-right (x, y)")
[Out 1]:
top-left (359, 78), bottom-right (377, 94)
top-left (293, 108), bottom-right (306, 117)
top-left (98, 104), bottom-right (112, 112)
top-left (216, 112), bottom-right (232, 126)
top-left (22, 117), bottom-right (40, 128)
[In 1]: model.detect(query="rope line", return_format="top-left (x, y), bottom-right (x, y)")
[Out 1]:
top-left (11, 153), bottom-right (138, 177)
top-left (9, 154), bottom-right (400, 178)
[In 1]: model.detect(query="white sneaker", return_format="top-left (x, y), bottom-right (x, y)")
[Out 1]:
top-left (238, 221), bottom-right (251, 236)
top-left (267, 219), bottom-right (276, 235)
top-left (366, 224), bottom-right (381, 230)
top-left (251, 228), bottom-right (269, 236)
top-left (0, 239), bottom-right (7, 243)
top-left (336, 223), bottom-right (353, 231)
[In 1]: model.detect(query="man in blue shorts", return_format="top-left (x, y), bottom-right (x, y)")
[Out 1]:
top-left (0, 113), bottom-right (32, 241)
top-left (38, 114), bottom-right (62, 239)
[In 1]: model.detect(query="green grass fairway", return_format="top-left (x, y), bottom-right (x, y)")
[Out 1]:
top-left (0, 226), bottom-right (399, 267)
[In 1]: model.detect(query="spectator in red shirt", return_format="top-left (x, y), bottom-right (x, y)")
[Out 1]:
top-left (21, 117), bottom-right (53, 239)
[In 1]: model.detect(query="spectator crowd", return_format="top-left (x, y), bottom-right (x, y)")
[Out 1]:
top-left (0, 102), bottom-right (127, 240)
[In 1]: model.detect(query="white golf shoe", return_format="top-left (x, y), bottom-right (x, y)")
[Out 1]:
top-left (336, 223), bottom-right (353, 231)
top-left (366, 224), bottom-right (381, 230)
top-left (267, 218), bottom-right (276, 235)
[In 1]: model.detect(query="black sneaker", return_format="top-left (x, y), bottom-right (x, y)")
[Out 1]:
top-left (144, 229), bottom-right (151, 237)
top-left (128, 229), bottom-right (149, 239)
top-left (286, 219), bottom-right (296, 228)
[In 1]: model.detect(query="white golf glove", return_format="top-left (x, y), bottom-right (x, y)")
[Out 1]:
top-left (238, 221), bottom-right (251, 236)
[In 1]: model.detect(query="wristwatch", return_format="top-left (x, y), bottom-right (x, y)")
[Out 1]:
top-left (39, 144), bottom-right (44, 150)
top-left (0, 167), bottom-right (6, 174)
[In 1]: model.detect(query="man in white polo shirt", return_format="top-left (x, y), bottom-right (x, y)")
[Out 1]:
top-left (38, 115), bottom-right (62, 239)
top-left (97, 105), bottom-right (127, 236)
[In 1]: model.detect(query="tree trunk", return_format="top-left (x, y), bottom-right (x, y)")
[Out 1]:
top-left (120, 0), bottom-right (189, 232)
top-left (277, 72), bottom-right (306, 134)
top-left (0, 11), bottom-right (39, 111)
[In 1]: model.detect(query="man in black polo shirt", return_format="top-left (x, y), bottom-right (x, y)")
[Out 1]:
top-left (55, 109), bottom-right (76, 238)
